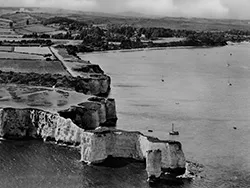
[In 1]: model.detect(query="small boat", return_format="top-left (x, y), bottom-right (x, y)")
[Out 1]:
top-left (169, 123), bottom-right (179, 135)
top-left (227, 77), bottom-right (232, 86)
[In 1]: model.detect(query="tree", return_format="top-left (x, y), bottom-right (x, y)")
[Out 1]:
top-left (9, 22), bottom-right (13, 28)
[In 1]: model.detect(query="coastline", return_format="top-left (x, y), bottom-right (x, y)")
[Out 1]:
top-left (78, 40), bottom-right (250, 56)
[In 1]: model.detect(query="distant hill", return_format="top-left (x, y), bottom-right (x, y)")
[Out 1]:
top-left (1, 7), bottom-right (250, 31)
top-left (116, 11), bottom-right (159, 18)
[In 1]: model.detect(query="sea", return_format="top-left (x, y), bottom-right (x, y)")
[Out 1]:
top-left (1, 43), bottom-right (250, 188)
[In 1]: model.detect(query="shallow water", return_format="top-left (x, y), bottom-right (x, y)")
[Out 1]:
top-left (1, 43), bottom-right (250, 188)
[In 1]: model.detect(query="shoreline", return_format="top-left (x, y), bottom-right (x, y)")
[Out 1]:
top-left (78, 41), bottom-right (250, 56)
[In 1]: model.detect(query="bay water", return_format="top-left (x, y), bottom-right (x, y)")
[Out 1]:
top-left (1, 43), bottom-right (250, 188)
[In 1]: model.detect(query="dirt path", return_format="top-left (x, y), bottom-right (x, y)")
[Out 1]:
top-left (49, 47), bottom-right (73, 76)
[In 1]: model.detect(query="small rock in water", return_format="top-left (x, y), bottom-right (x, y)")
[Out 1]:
top-left (233, 127), bottom-right (237, 130)
top-left (148, 130), bottom-right (153, 133)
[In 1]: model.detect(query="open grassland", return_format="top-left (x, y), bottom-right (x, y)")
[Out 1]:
top-left (15, 46), bottom-right (52, 55)
top-left (0, 51), bottom-right (43, 59)
top-left (0, 84), bottom-right (89, 111)
top-left (0, 59), bottom-right (69, 75)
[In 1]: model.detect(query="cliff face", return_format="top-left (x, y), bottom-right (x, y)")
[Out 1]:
top-left (0, 98), bottom-right (117, 143)
top-left (80, 128), bottom-right (186, 177)
top-left (58, 97), bottom-right (117, 129)
top-left (0, 108), bottom-right (83, 145)
top-left (0, 107), bottom-right (186, 179)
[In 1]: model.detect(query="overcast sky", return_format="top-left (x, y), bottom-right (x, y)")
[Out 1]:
top-left (0, 0), bottom-right (249, 19)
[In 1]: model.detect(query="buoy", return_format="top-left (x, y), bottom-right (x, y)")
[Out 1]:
top-left (233, 127), bottom-right (237, 130)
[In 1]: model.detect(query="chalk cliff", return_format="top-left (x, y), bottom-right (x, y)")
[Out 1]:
top-left (0, 107), bottom-right (186, 180)
top-left (81, 128), bottom-right (186, 177)
top-left (0, 96), bottom-right (117, 142)
top-left (0, 108), bottom-right (83, 145)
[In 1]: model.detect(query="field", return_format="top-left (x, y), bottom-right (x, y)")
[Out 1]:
top-left (0, 46), bottom-right (13, 52)
top-left (45, 30), bottom-right (67, 35)
top-left (23, 24), bottom-right (56, 33)
top-left (0, 59), bottom-right (69, 75)
top-left (14, 28), bottom-right (33, 35)
top-left (0, 51), bottom-right (43, 59)
top-left (15, 46), bottom-right (52, 55)
top-left (1, 12), bottom-right (39, 26)
top-left (0, 28), bottom-right (16, 35)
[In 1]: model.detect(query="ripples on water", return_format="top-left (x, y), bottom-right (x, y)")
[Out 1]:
top-left (1, 43), bottom-right (250, 188)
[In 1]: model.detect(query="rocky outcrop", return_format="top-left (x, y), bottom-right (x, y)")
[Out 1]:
top-left (80, 128), bottom-right (186, 178)
top-left (58, 97), bottom-right (117, 129)
top-left (72, 64), bottom-right (104, 74)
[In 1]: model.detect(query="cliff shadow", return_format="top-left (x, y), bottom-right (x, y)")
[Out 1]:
top-left (148, 175), bottom-right (192, 188)
top-left (93, 155), bottom-right (145, 169)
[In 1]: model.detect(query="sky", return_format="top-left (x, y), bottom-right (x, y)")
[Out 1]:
top-left (0, 0), bottom-right (249, 19)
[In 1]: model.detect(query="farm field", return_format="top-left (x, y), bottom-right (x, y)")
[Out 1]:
top-left (1, 12), bottom-right (38, 25)
top-left (0, 51), bottom-right (43, 59)
top-left (0, 28), bottom-right (16, 35)
top-left (0, 46), bottom-right (13, 52)
top-left (23, 24), bottom-right (56, 33)
top-left (15, 46), bottom-right (52, 55)
top-left (45, 30), bottom-right (67, 35)
top-left (14, 28), bottom-right (33, 35)
top-left (0, 59), bottom-right (69, 75)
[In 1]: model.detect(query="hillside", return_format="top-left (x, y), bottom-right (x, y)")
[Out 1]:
top-left (0, 7), bottom-right (250, 32)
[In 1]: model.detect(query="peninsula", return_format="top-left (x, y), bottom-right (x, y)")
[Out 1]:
top-left (0, 8), bottom-right (187, 182)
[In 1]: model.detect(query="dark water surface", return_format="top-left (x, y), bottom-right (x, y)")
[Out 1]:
top-left (1, 43), bottom-right (250, 188)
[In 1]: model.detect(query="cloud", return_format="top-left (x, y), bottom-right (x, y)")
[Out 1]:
top-left (221, 0), bottom-right (250, 19)
top-left (0, 0), bottom-right (96, 11)
top-left (127, 0), bottom-right (177, 15)
top-left (0, 0), bottom-right (249, 19)
top-left (127, 0), bottom-right (228, 18)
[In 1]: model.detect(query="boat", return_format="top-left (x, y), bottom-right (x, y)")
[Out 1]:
top-left (169, 123), bottom-right (179, 135)
top-left (227, 77), bottom-right (232, 86)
